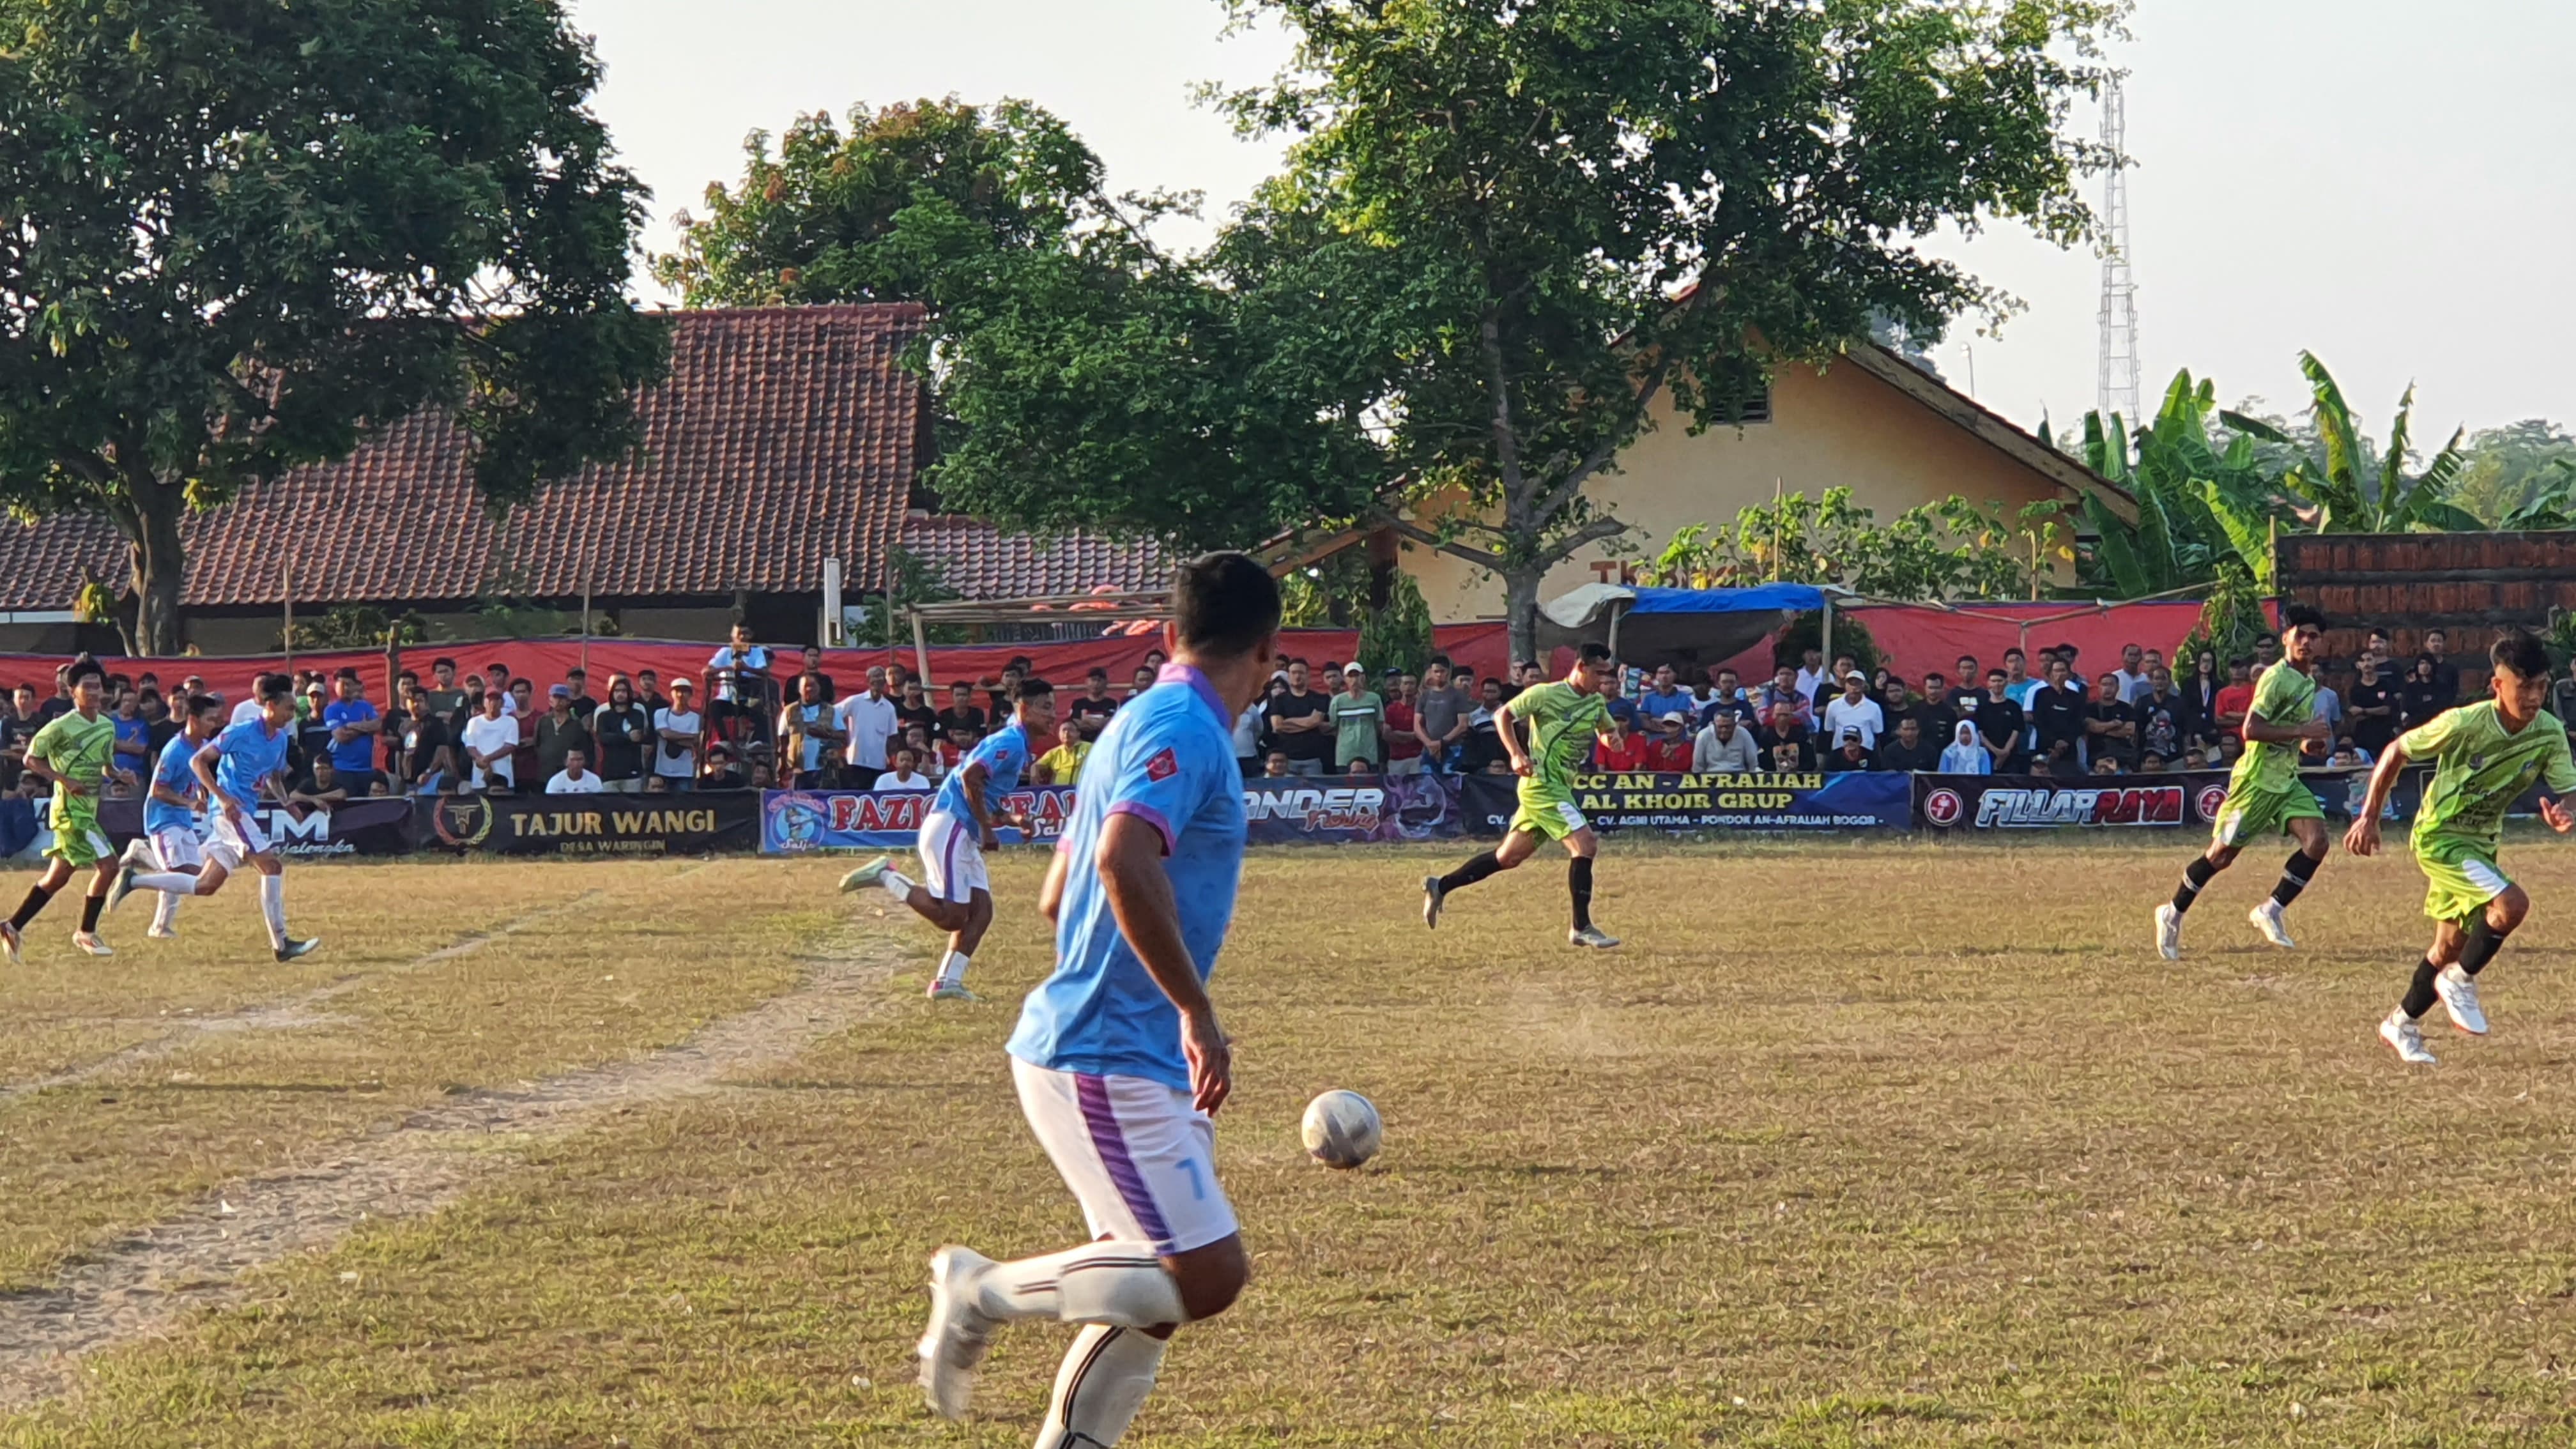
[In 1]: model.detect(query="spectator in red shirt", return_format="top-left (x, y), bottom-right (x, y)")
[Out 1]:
top-left (1643, 710), bottom-right (1694, 771)
top-left (1383, 668), bottom-right (1423, 776)
top-left (1592, 713), bottom-right (1651, 771)
top-left (2211, 657), bottom-right (2256, 744)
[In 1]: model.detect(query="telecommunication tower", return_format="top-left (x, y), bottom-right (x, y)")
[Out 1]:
top-left (2096, 75), bottom-right (2141, 425)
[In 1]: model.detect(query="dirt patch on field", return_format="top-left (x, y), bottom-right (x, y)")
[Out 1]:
top-left (0, 921), bottom-right (900, 1407)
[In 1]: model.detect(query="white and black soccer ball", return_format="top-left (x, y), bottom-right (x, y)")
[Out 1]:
top-left (1300, 1089), bottom-right (1383, 1170)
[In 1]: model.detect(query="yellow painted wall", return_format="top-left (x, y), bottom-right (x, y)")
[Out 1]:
top-left (1404, 353), bottom-right (2074, 624)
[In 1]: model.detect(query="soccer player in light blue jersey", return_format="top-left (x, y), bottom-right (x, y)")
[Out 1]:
top-left (177, 674), bottom-right (318, 962)
top-left (108, 693), bottom-right (229, 938)
top-left (913, 553), bottom-right (1278, 1445)
top-left (841, 678), bottom-right (1055, 1000)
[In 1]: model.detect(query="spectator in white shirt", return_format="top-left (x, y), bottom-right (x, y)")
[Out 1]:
top-left (460, 691), bottom-right (519, 792)
top-left (651, 679), bottom-right (703, 793)
top-left (2113, 643), bottom-right (2153, 703)
top-left (546, 747), bottom-right (605, 794)
top-left (1691, 710), bottom-right (1761, 773)
top-left (1820, 671), bottom-right (1887, 751)
top-left (833, 666), bottom-right (899, 788)
top-left (877, 745), bottom-right (933, 792)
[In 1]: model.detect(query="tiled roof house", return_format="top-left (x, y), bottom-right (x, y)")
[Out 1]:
top-left (0, 305), bottom-right (1165, 652)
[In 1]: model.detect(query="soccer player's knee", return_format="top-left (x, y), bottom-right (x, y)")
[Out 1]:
top-left (1170, 1237), bottom-right (1248, 1322)
top-left (2495, 886), bottom-right (2532, 931)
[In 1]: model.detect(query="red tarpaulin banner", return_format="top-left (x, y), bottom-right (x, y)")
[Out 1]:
top-left (0, 622), bottom-right (1514, 703)
top-left (1548, 597), bottom-right (2212, 685)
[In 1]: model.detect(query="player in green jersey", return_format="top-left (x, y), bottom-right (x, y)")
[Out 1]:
top-left (1, 659), bottom-right (132, 962)
top-left (2346, 629), bottom-right (2576, 1064)
top-left (1422, 642), bottom-right (1620, 947)
top-left (2155, 607), bottom-right (2335, 959)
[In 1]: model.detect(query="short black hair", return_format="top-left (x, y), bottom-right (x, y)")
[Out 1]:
top-left (1013, 677), bottom-right (1055, 702)
top-left (487, 661), bottom-right (510, 673)
top-left (2492, 628), bottom-right (2549, 679)
top-left (335, 667), bottom-right (360, 682)
top-left (1576, 643), bottom-right (1613, 666)
top-left (1087, 667), bottom-right (1108, 682)
top-left (432, 656), bottom-right (457, 671)
top-left (65, 659), bottom-right (105, 687)
top-left (255, 672), bottom-right (293, 702)
top-left (1172, 552), bottom-right (1282, 659)
top-left (188, 693), bottom-right (224, 719)
top-left (2281, 605), bottom-right (2326, 632)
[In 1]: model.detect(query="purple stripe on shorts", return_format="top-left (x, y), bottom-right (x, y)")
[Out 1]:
top-left (936, 816), bottom-right (969, 903)
top-left (1075, 1073), bottom-right (1172, 1248)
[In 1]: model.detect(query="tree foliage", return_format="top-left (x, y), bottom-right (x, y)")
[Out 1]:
top-left (1642, 488), bottom-right (2064, 603)
top-left (2229, 353), bottom-right (2482, 535)
top-left (0, 0), bottom-right (668, 654)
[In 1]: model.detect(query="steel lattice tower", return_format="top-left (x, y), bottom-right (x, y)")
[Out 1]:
top-left (2096, 76), bottom-right (2141, 425)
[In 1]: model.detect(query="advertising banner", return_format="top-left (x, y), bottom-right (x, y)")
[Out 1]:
top-left (1914, 769), bottom-right (2367, 831)
top-left (100, 797), bottom-right (419, 857)
top-left (1240, 773), bottom-right (1464, 845)
top-left (1459, 770), bottom-right (1911, 834)
top-left (421, 790), bottom-right (758, 855)
top-left (762, 786), bottom-right (1080, 854)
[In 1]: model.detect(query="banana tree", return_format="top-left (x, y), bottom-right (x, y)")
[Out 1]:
top-left (2223, 352), bottom-right (2483, 533)
top-left (2501, 459), bottom-right (2576, 530)
top-left (2074, 369), bottom-right (2276, 595)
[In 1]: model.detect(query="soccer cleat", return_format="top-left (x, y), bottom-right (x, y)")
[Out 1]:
top-left (2380, 1011), bottom-right (2437, 1064)
top-left (274, 937), bottom-right (319, 962)
top-left (0, 921), bottom-right (19, 966)
top-left (926, 979), bottom-right (979, 1002)
top-left (2249, 900), bottom-right (2296, 949)
top-left (838, 855), bottom-right (893, 893)
top-left (1422, 875), bottom-right (1445, 930)
top-left (2154, 902), bottom-right (2183, 961)
top-left (105, 862), bottom-right (139, 916)
top-left (72, 932), bottom-right (112, 958)
top-left (1567, 925), bottom-right (1621, 949)
top-left (147, 924), bottom-right (180, 940)
top-left (917, 1245), bottom-right (1001, 1421)
top-left (118, 838), bottom-right (150, 870)
top-left (2435, 965), bottom-right (2488, 1036)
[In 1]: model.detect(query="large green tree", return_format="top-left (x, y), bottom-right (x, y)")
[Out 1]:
top-left (0, 0), bottom-right (668, 653)
top-left (1211, 0), bottom-right (2121, 656)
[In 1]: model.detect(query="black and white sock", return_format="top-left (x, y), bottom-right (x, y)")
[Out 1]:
top-left (2270, 850), bottom-right (2320, 908)
top-left (1568, 856), bottom-right (1595, 932)
top-left (2170, 857), bottom-right (2218, 916)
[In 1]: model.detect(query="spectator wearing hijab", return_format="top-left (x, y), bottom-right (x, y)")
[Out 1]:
top-left (1940, 718), bottom-right (1993, 774)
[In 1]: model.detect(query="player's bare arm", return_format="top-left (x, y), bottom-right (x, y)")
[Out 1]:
top-left (1492, 699), bottom-right (1532, 776)
top-left (958, 760), bottom-right (1003, 847)
top-left (21, 747), bottom-right (75, 795)
top-left (1096, 811), bottom-right (1229, 1114)
top-left (2344, 738), bottom-right (2412, 857)
top-left (2242, 707), bottom-right (2329, 746)
top-left (1038, 842), bottom-right (1071, 924)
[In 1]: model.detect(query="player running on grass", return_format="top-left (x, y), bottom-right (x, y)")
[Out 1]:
top-left (107, 693), bottom-right (228, 939)
top-left (172, 674), bottom-right (317, 962)
top-left (840, 677), bottom-right (1054, 1001)
top-left (1, 659), bottom-right (132, 961)
top-left (1421, 641), bottom-right (1621, 947)
top-left (912, 553), bottom-right (1273, 1445)
top-left (2346, 629), bottom-right (2576, 1065)
top-left (2155, 607), bottom-right (2334, 959)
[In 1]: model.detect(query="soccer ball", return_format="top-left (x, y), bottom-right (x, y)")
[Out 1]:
top-left (1300, 1090), bottom-right (1382, 1170)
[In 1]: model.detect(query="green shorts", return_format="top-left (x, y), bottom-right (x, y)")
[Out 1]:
top-left (2417, 836), bottom-right (2513, 925)
top-left (2209, 783), bottom-right (2322, 848)
top-left (44, 802), bottom-right (111, 868)
top-left (1509, 788), bottom-right (1590, 842)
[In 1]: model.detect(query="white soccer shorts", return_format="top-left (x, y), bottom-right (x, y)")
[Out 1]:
top-left (148, 826), bottom-right (206, 873)
top-left (208, 809), bottom-right (272, 866)
top-left (915, 809), bottom-right (989, 903)
top-left (1012, 1056), bottom-right (1238, 1256)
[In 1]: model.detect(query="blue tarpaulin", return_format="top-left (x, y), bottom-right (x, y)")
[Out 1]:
top-left (1538, 582), bottom-right (1834, 666)
top-left (1621, 584), bottom-right (1828, 615)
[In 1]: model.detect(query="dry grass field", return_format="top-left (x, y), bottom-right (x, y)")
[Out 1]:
top-left (1, 838), bottom-right (2575, 1445)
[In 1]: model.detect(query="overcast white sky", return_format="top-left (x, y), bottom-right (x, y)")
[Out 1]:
top-left (572, 0), bottom-right (2576, 441)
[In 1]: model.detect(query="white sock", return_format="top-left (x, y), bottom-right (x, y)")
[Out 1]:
top-left (938, 951), bottom-right (971, 987)
top-left (976, 1242), bottom-right (1185, 1328)
top-left (151, 889), bottom-right (180, 932)
top-left (881, 870), bottom-right (916, 905)
top-left (257, 873), bottom-right (288, 949)
top-left (1036, 1324), bottom-right (1167, 1449)
top-left (133, 871), bottom-right (199, 896)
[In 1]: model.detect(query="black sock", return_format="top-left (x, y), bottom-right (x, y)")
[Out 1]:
top-left (1568, 856), bottom-right (1595, 932)
top-left (2171, 857), bottom-right (2218, 916)
top-left (78, 894), bottom-right (103, 933)
top-left (2461, 916), bottom-right (2511, 976)
top-left (2271, 849), bottom-right (2321, 908)
top-left (8, 882), bottom-right (57, 931)
top-left (1438, 850), bottom-right (1505, 895)
top-left (2401, 957), bottom-right (2441, 1019)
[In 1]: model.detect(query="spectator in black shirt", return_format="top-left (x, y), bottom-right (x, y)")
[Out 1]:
top-left (1264, 660), bottom-right (1333, 776)
top-left (1825, 727), bottom-right (1874, 772)
top-left (935, 680), bottom-right (988, 744)
top-left (636, 668), bottom-right (670, 718)
top-left (2085, 671), bottom-right (2140, 771)
top-left (1945, 656), bottom-right (1983, 716)
top-left (1974, 669), bottom-right (2025, 772)
top-left (2133, 668), bottom-right (2185, 765)
top-left (0, 682), bottom-right (38, 794)
top-left (1910, 671), bottom-right (1959, 741)
top-left (2398, 656), bottom-right (2449, 732)
top-left (2345, 656), bottom-right (2398, 756)
top-left (561, 666), bottom-right (599, 721)
top-left (1873, 716), bottom-right (1939, 772)
top-left (1068, 668), bottom-right (1121, 739)
top-left (2421, 627), bottom-right (2462, 709)
top-left (893, 677), bottom-right (939, 743)
top-left (792, 644), bottom-right (836, 706)
top-left (590, 675), bottom-right (654, 793)
top-left (2028, 657), bottom-right (2087, 772)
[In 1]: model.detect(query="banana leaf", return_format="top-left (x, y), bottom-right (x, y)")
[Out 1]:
top-left (2219, 410), bottom-right (2294, 445)
top-left (2084, 492), bottom-right (2152, 596)
top-left (2198, 478), bottom-right (2278, 588)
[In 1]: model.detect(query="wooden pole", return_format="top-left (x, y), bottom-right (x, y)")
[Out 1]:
top-left (911, 608), bottom-right (932, 689)
top-left (281, 555), bottom-right (293, 678)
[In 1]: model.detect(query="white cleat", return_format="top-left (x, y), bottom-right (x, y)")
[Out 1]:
top-left (2249, 900), bottom-right (2295, 949)
top-left (274, 937), bottom-right (320, 962)
top-left (916, 1246), bottom-right (1000, 1421)
top-left (2435, 965), bottom-right (2488, 1036)
top-left (105, 862), bottom-right (139, 916)
top-left (0, 921), bottom-right (19, 965)
top-left (1422, 875), bottom-right (1445, 930)
top-left (2154, 902), bottom-right (2183, 961)
top-left (1567, 925), bottom-right (1621, 949)
top-left (838, 855), bottom-right (892, 893)
top-left (72, 932), bottom-right (112, 958)
top-left (925, 979), bottom-right (979, 1002)
top-left (2380, 1011), bottom-right (2437, 1065)
top-left (146, 924), bottom-right (180, 940)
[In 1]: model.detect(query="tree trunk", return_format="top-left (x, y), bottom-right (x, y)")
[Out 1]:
top-left (1503, 565), bottom-right (1543, 668)
top-left (123, 486), bottom-right (187, 657)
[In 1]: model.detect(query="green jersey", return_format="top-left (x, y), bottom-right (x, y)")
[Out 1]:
top-left (2402, 700), bottom-right (2576, 857)
top-left (2229, 661), bottom-right (2319, 796)
top-left (26, 709), bottom-right (114, 828)
top-left (1512, 681), bottom-right (1608, 796)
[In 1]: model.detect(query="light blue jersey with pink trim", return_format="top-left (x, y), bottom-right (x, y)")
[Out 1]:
top-left (932, 719), bottom-right (1031, 820)
top-left (1007, 663), bottom-right (1245, 1089)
